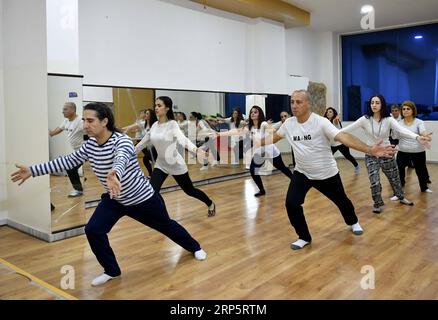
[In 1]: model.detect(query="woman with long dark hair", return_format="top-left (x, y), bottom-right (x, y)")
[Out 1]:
top-left (135, 97), bottom-right (217, 217)
top-left (11, 102), bottom-right (207, 286)
top-left (341, 94), bottom-right (431, 213)
top-left (323, 107), bottom-right (360, 173)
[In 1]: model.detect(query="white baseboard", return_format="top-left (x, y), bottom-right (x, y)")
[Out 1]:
top-left (0, 218), bottom-right (7, 226)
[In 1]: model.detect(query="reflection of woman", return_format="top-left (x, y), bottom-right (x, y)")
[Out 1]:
top-left (393, 101), bottom-right (432, 193)
top-left (122, 109), bottom-right (158, 176)
top-left (323, 107), bottom-right (360, 173)
top-left (189, 112), bottom-right (220, 171)
top-left (11, 102), bottom-right (206, 287)
top-left (136, 97), bottom-right (216, 217)
top-left (217, 108), bottom-right (246, 165)
top-left (341, 95), bottom-right (431, 214)
top-left (140, 109), bottom-right (158, 176)
top-left (218, 106), bottom-right (293, 197)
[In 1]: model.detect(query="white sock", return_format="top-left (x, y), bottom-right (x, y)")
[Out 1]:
top-left (351, 222), bottom-right (363, 235)
top-left (390, 195), bottom-right (399, 201)
top-left (209, 203), bottom-right (215, 210)
top-left (425, 189), bottom-right (433, 193)
top-left (194, 249), bottom-right (207, 260)
top-left (291, 239), bottom-right (310, 250)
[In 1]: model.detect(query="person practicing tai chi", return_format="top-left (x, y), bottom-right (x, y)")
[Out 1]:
top-left (49, 102), bottom-right (85, 197)
top-left (11, 102), bottom-right (207, 286)
top-left (340, 95), bottom-right (431, 213)
top-left (135, 96), bottom-right (216, 217)
top-left (258, 90), bottom-right (397, 250)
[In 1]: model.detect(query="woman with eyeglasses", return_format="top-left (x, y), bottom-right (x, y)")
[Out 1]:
top-left (392, 101), bottom-right (432, 193)
top-left (323, 107), bottom-right (360, 173)
top-left (341, 94), bottom-right (432, 214)
top-left (217, 106), bottom-right (293, 197)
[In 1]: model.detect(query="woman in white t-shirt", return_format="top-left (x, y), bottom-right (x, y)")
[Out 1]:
top-left (392, 100), bottom-right (432, 193)
top-left (341, 94), bottom-right (431, 214)
top-left (135, 97), bottom-right (216, 217)
top-left (323, 107), bottom-right (359, 173)
top-left (218, 106), bottom-right (293, 197)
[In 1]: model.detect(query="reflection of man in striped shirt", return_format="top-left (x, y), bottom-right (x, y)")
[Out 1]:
top-left (11, 102), bottom-right (207, 287)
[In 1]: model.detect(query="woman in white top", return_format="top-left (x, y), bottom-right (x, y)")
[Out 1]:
top-left (393, 100), bottom-right (432, 193)
top-left (190, 112), bottom-right (220, 171)
top-left (341, 94), bottom-right (431, 213)
top-left (323, 107), bottom-right (359, 173)
top-left (216, 108), bottom-right (246, 165)
top-left (218, 106), bottom-right (293, 197)
top-left (135, 97), bottom-right (216, 217)
top-left (123, 109), bottom-right (158, 177)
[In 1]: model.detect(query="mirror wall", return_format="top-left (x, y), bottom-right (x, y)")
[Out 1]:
top-left (48, 81), bottom-right (293, 233)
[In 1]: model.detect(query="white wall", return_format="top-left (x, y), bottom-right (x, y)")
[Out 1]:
top-left (285, 28), bottom-right (336, 106)
top-left (3, 0), bottom-right (51, 235)
top-left (78, 0), bottom-right (289, 94)
top-left (83, 86), bottom-right (113, 103)
top-left (0, 0), bottom-right (7, 224)
top-left (156, 90), bottom-right (224, 117)
top-left (47, 0), bottom-right (79, 74)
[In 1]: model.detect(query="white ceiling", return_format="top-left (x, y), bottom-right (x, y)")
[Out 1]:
top-left (284, 0), bottom-right (438, 33)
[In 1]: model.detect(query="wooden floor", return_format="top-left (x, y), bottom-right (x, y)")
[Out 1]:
top-left (2, 159), bottom-right (438, 299)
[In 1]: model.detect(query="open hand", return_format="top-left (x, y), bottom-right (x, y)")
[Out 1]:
top-left (106, 169), bottom-right (121, 199)
top-left (11, 164), bottom-right (32, 186)
top-left (370, 140), bottom-right (396, 158)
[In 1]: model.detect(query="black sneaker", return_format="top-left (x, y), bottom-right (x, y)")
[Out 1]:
top-left (373, 206), bottom-right (381, 214)
top-left (254, 190), bottom-right (266, 197)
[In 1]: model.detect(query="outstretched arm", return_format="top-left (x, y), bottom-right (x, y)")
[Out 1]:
top-left (335, 132), bottom-right (396, 157)
top-left (49, 127), bottom-right (63, 137)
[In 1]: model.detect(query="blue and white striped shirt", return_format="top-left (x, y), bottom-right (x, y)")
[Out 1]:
top-left (31, 132), bottom-right (154, 206)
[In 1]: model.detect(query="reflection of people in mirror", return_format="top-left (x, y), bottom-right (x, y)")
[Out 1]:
top-left (12, 102), bottom-right (207, 286)
top-left (217, 106), bottom-right (293, 197)
top-left (49, 102), bottom-right (85, 198)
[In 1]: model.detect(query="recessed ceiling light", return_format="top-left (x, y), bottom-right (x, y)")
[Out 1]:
top-left (360, 5), bottom-right (374, 14)
top-left (414, 35), bottom-right (423, 39)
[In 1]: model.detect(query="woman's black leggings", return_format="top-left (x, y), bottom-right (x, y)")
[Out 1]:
top-left (142, 147), bottom-right (158, 176)
top-left (250, 154), bottom-right (293, 192)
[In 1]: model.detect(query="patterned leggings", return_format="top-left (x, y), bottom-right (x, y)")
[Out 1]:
top-left (365, 155), bottom-right (405, 207)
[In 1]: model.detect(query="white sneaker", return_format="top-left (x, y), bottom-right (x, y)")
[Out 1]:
top-left (351, 223), bottom-right (363, 235)
top-left (390, 195), bottom-right (399, 201)
top-left (91, 273), bottom-right (119, 286)
top-left (194, 249), bottom-right (207, 260)
top-left (400, 198), bottom-right (414, 206)
top-left (424, 189), bottom-right (433, 193)
top-left (68, 190), bottom-right (83, 197)
top-left (200, 166), bottom-right (208, 171)
top-left (290, 239), bottom-right (310, 250)
top-left (211, 160), bottom-right (219, 167)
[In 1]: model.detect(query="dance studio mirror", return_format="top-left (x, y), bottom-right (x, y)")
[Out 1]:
top-left (48, 82), bottom-right (293, 233)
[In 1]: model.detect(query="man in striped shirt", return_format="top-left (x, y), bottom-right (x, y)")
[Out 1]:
top-left (11, 102), bottom-right (207, 286)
